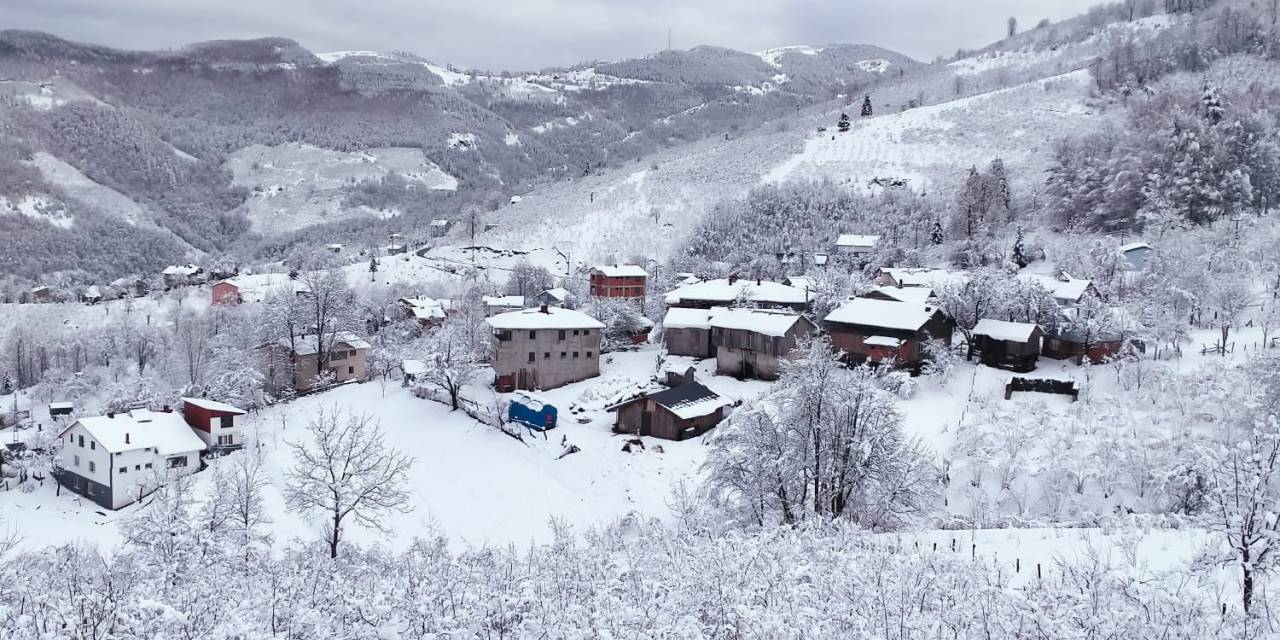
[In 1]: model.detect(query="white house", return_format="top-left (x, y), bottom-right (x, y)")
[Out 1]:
top-left (56, 409), bottom-right (207, 510)
top-left (483, 295), bottom-right (525, 316)
top-left (835, 234), bottom-right (881, 255)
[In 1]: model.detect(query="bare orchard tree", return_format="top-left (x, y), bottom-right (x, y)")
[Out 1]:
top-left (284, 409), bottom-right (413, 559)
top-left (1205, 411), bottom-right (1280, 615)
top-left (419, 321), bottom-right (484, 411)
top-left (297, 263), bottom-right (361, 374)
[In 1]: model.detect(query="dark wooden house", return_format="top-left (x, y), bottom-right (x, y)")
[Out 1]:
top-left (823, 298), bottom-right (953, 368)
top-left (609, 382), bottom-right (730, 441)
top-left (710, 308), bottom-right (816, 380)
top-left (662, 307), bottom-right (718, 358)
top-left (971, 319), bottom-right (1044, 372)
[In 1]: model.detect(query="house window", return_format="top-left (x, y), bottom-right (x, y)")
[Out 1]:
top-left (167, 456), bottom-right (188, 469)
top-left (347, 366), bottom-right (354, 374)
top-left (73, 455), bottom-right (80, 467)
top-left (573, 329), bottom-right (580, 336)
top-left (220, 416), bottom-right (233, 429)
top-left (90, 441), bottom-right (96, 450)
top-left (529, 330), bottom-right (537, 339)
top-left (145, 463), bottom-right (153, 469)
top-left (135, 465), bottom-right (141, 471)
top-left (217, 435), bottom-right (234, 445)
top-left (587, 351), bottom-right (593, 359)
top-left (558, 330), bottom-right (566, 341)
top-left (561, 352), bottom-right (567, 359)
top-left (119, 467), bottom-right (128, 474)
top-left (332, 350), bottom-right (347, 361)
top-left (495, 330), bottom-right (512, 341)
top-left (573, 352), bottom-right (579, 359)
top-left (528, 352), bottom-right (536, 363)
top-left (89, 461), bottom-right (95, 473)
top-left (544, 352), bottom-right (550, 360)
top-left (78, 435), bottom-right (84, 447)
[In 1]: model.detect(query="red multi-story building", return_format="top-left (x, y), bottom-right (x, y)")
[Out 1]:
top-left (589, 265), bottom-right (648, 299)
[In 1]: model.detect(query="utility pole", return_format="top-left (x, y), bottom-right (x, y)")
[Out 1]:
top-left (667, 28), bottom-right (672, 52)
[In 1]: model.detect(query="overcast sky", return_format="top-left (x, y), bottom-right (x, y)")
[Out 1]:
top-left (6, 0), bottom-right (1101, 70)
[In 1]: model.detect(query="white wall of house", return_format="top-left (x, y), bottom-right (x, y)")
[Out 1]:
top-left (60, 423), bottom-right (203, 509)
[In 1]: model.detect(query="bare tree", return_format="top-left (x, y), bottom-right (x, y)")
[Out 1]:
top-left (1205, 413), bottom-right (1280, 614)
top-left (284, 410), bottom-right (413, 559)
top-left (418, 322), bottom-right (484, 411)
top-left (297, 264), bottom-right (360, 374)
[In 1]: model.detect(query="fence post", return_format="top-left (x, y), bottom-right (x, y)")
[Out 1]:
top-left (1036, 563), bottom-right (1041, 580)
top-left (1016, 558), bottom-right (1020, 573)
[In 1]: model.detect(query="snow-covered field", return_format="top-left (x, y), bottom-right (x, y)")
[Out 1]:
top-left (225, 142), bottom-right (458, 234)
top-left (766, 70), bottom-right (1097, 195)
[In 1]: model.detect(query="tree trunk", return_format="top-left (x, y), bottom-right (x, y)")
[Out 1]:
top-left (329, 511), bottom-right (341, 559)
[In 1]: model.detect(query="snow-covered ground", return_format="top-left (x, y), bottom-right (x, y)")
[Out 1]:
top-left (766, 70), bottom-right (1096, 195)
top-left (225, 143), bottom-right (457, 234)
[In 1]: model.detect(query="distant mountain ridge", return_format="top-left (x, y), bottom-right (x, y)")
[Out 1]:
top-left (0, 28), bottom-right (918, 281)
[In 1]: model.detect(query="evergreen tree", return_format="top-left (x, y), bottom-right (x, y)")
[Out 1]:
top-left (837, 113), bottom-right (851, 132)
top-left (860, 95), bottom-right (873, 118)
top-left (1202, 85), bottom-right (1224, 125)
top-left (930, 219), bottom-right (945, 245)
top-left (1011, 226), bottom-right (1028, 268)
top-left (369, 255), bottom-right (379, 282)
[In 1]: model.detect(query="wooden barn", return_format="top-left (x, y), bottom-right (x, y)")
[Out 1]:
top-left (1042, 328), bottom-right (1125, 364)
top-left (710, 308), bottom-right (816, 380)
top-left (823, 298), bottom-right (953, 369)
top-left (609, 382), bottom-right (731, 441)
top-left (971, 319), bottom-right (1044, 372)
top-left (211, 280), bottom-right (242, 305)
top-left (662, 307), bottom-right (719, 358)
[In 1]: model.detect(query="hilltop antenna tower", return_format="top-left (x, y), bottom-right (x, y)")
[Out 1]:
top-left (667, 28), bottom-right (671, 52)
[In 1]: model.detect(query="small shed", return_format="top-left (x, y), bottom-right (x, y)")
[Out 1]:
top-left (609, 382), bottom-right (731, 441)
top-left (971, 319), bottom-right (1044, 372)
top-left (401, 359), bottom-right (427, 384)
top-left (212, 280), bottom-right (242, 305)
top-left (508, 393), bottom-right (558, 431)
top-left (49, 402), bottom-right (74, 418)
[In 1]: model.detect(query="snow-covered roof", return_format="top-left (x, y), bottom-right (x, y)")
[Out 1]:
top-left (868, 286), bottom-right (933, 304)
top-left (430, 219), bottom-right (450, 226)
top-left (1019, 274), bottom-right (1093, 303)
top-left (282, 331), bottom-right (372, 355)
top-left (783, 277), bottom-right (814, 291)
top-left (84, 285), bottom-right (101, 298)
top-left (49, 402), bottom-right (74, 410)
top-left (663, 307), bottom-right (718, 330)
top-left (825, 298), bottom-right (939, 332)
top-left (592, 264), bottom-right (648, 278)
top-left (1119, 241), bottom-right (1150, 253)
top-left (484, 295), bottom-right (525, 308)
top-left (401, 359), bottom-right (427, 376)
top-left (878, 267), bottom-right (956, 288)
top-left (539, 287), bottom-right (570, 302)
top-left (864, 336), bottom-right (904, 348)
top-left (973, 319), bottom-right (1041, 342)
top-left (402, 296), bottom-right (447, 320)
top-left (70, 410), bottom-right (206, 455)
top-left (162, 264), bottom-right (201, 276)
top-left (709, 308), bottom-right (809, 337)
top-left (664, 278), bottom-right (808, 306)
top-left (487, 306), bottom-right (605, 330)
top-left (836, 234), bottom-right (881, 248)
top-left (652, 383), bottom-right (733, 420)
top-left (180, 397), bottom-right (246, 415)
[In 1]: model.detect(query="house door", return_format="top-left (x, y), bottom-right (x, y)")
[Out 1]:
top-left (640, 411), bottom-right (652, 437)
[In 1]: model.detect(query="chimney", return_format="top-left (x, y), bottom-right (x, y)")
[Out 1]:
top-left (728, 274), bottom-right (739, 285)
top-left (540, 304), bottom-right (550, 314)
top-left (125, 432), bottom-right (131, 445)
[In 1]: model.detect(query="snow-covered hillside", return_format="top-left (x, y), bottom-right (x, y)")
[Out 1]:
top-left (226, 143), bottom-right (458, 234)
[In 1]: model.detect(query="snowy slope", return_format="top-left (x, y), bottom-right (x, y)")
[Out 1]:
top-left (766, 70), bottom-right (1097, 195)
top-left (226, 143), bottom-right (458, 234)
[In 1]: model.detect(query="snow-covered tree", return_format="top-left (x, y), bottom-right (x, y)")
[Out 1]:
top-left (417, 321), bottom-right (484, 411)
top-left (860, 95), bottom-right (873, 118)
top-left (284, 410), bottom-right (414, 559)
